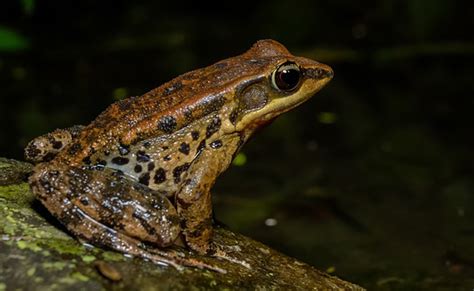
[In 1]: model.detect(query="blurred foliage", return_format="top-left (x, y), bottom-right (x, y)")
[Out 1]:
top-left (112, 87), bottom-right (128, 100)
top-left (232, 153), bottom-right (247, 167)
top-left (0, 26), bottom-right (29, 51)
top-left (21, 0), bottom-right (35, 15)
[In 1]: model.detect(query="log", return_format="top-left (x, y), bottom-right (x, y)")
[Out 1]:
top-left (0, 157), bottom-right (363, 290)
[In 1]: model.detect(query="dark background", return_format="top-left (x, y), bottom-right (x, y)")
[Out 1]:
top-left (1, 0), bottom-right (473, 289)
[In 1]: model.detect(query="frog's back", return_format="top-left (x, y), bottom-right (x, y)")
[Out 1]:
top-left (57, 40), bottom-right (292, 165)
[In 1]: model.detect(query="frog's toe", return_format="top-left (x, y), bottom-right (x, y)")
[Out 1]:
top-left (211, 242), bottom-right (251, 270)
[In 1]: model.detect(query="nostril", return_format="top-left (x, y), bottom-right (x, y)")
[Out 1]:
top-left (303, 67), bottom-right (334, 80)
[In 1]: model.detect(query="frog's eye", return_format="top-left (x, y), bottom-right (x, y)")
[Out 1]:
top-left (271, 62), bottom-right (301, 92)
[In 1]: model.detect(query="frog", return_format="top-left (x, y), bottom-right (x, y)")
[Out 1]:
top-left (24, 39), bottom-right (333, 272)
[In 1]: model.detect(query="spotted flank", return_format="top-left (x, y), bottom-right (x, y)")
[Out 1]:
top-left (92, 114), bottom-right (226, 193)
top-left (179, 142), bottom-right (190, 155)
top-left (206, 116), bottom-right (221, 138)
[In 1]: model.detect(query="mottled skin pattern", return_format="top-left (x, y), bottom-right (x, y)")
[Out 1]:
top-left (25, 39), bottom-right (333, 272)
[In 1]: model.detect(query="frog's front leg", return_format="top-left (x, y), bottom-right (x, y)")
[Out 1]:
top-left (29, 163), bottom-right (225, 272)
top-left (177, 136), bottom-right (249, 266)
top-left (25, 125), bottom-right (84, 163)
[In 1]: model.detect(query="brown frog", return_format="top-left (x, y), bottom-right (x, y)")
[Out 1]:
top-left (25, 39), bottom-right (333, 272)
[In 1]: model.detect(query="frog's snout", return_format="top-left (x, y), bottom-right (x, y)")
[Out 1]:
top-left (324, 65), bottom-right (334, 79)
top-left (303, 63), bottom-right (334, 81)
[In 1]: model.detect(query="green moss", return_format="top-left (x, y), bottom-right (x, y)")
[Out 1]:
top-left (43, 261), bottom-right (69, 270)
top-left (1, 205), bottom-right (54, 240)
top-left (70, 272), bottom-right (90, 282)
top-left (2, 223), bottom-right (15, 236)
top-left (26, 267), bottom-right (36, 277)
top-left (101, 251), bottom-right (124, 262)
top-left (0, 184), bottom-right (33, 205)
top-left (17, 240), bottom-right (42, 252)
top-left (0, 163), bottom-right (10, 169)
top-left (0, 181), bottom-right (127, 266)
top-left (41, 238), bottom-right (92, 257)
top-left (81, 255), bottom-right (96, 263)
top-left (58, 272), bottom-right (90, 285)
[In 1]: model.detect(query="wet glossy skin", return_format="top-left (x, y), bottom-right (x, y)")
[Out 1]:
top-left (25, 39), bottom-right (333, 271)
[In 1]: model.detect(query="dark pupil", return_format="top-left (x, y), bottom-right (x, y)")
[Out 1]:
top-left (276, 68), bottom-right (300, 91)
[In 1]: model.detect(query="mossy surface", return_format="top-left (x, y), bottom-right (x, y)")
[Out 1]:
top-left (0, 158), bottom-right (363, 290)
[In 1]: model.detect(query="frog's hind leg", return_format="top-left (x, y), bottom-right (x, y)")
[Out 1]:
top-left (68, 204), bottom-right (225, 273)
top-left (25, 125), bottom-right (84, 163)
top-left (29, 163), bottom-right (225, 273)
